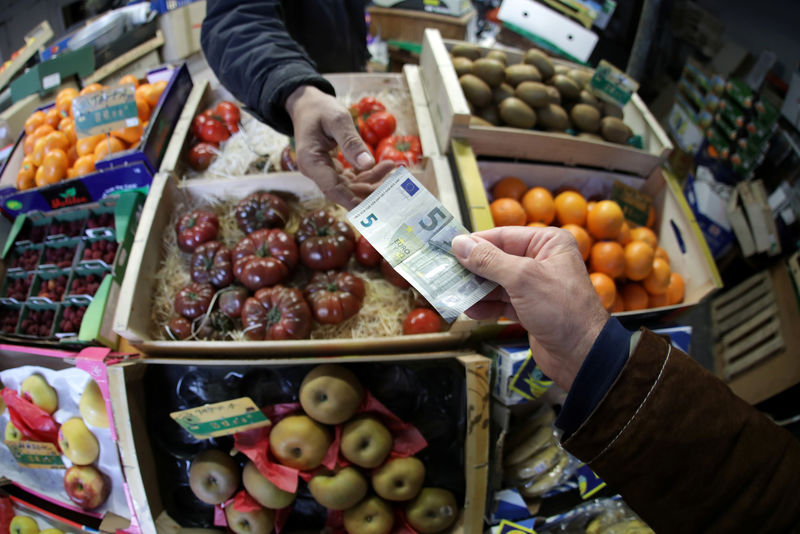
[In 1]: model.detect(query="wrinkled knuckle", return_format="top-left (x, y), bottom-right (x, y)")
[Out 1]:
top-left (471, 244), bottom-right (496, 271)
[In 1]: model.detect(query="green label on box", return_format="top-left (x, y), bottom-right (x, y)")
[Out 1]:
top-left (590, 60), bottom-right (639, 107)
top-left (171, 397), bottom-right (269, 439)
top-left (610, 180), bottom-right (651, 227)
top-left (73, 85), bottom-right (139, 137)
top-left (6, 440), bottom-right (65, 469)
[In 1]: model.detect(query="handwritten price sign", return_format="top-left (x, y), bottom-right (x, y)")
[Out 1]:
top-left (72, 85), bottom-right (139, 137)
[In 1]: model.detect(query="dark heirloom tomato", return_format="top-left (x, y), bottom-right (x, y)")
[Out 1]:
top-left (241, 285), bottom-right (312, 340)
top-left (295, 210), bottom-right (355, 270)
top-left (174, 282), bottom-right (215, 320)
top-left (167, 316), bottom-right (193, 340)
top-left (402, 308), bottom-right (442, 335)
top-left (355, 235), bottom-right (381, 267)
top-left (218, 286), bottom-right (250, 319)
top-left (190, 241), bottom-right (233, 288)
top-left (376, 135), bottom-right (422, 167)
top-left (380, 259), bottom-right (410, 289)
top-left (304, 270), bottom-right (366, 324)
top-left (232, 229), bottom-right (298, 291)
top-left (197, 310), bottom-right (235, 340)
top-left (235, 192), bottom-right (291, 234)
top-left (175, 210), bottom-right (219, 253)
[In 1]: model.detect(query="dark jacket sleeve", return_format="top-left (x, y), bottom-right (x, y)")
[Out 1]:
top-left (200, 0), bottom-right (335, 135)
top-left (562, 328), bottom-right (800, 533)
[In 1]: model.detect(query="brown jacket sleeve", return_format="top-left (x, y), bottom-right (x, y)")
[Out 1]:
top-left (562, 328), bottom-right (800, 532)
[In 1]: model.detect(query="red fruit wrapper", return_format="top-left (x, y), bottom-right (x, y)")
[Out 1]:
top-left (1, 388), bottom-right (60, 447)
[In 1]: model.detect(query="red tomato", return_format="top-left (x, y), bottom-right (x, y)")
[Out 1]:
top-left (403, 308), bottom-right (442, 335)
top-left (355, 236), bottom-right (381, 267)
top-left (175, 210), bottom-right (219, 253)
top-left (358, 110), bottom-right (396, 146)
top-left (376, 135), bottom-right (422, 167)
top-left (337, 144), bottom-right (374, 170)
top-left (380, 259), bottom-right (410, 289)
top-left (188, 142), bottom-right (218, 171)
top-left (215, 101), bottom-right (240, 127)
top-left (351, 96), bottom-right (385, 116)
top-left (199, 116), bottom-right (230, 144)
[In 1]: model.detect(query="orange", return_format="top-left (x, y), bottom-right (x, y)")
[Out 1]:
top-left (527, 222), bottom-right (547, 227)
top-left (648, 292), bottom-right (669, 308)
top-left (624, 241), bottom-right (654, 281)
top-left (67, 144), bottom-right (79, 166)
top-left (38, 149), bottom-right (69, 186)
top-left (554, 190), bottom-right (587, 226)
top-left (32, 124), bottom-right (55, 141)
top-left (492, 176), bottom-right (528, 201)
top-left (44, 107), bottom-right (61, 129)
top-left (60, 119), bottom-right (77, 145)
top-left (94, 136), bottom-right (126, 160)
top-left (76, 134), bottom-right (105, 157)
top-left (32, 138), bottom-right (48, 166)
top-left (610, 292), bottom-right (625, 313)
top-left (16, 157), bottom-right (36, 190)
top-left (24, 111), bottom-right (46, 135)
top-left (79, 83), bottom-right (104, 96)
top-left (135, 95), bottom-right (151, 123)
top-left (111, 124), bottom-right (143, 145)
top-left (23, 133), bottom-right (36, 155)
top-left (646, 204), bottom-right (656, 228)
top-left (590, 241), bottom-right (625, 279)
top-left (666, 272), bottom-right (685, 305)
top-left (117, 74), bottom-right (139, 87)
top-left (35, 166), bottom-right (46, 187)
top-left (41, 131), bottom-right (70, 155)
top-left (145, 80), bottom-right (168, 108)
top-left (135, 83), bottom-right (151, 102)
top-left (490, 198), bottom-right (526, 226)
top-left (620, 282), bottom-right (649, 311)
top-left (643, 257), bottom-right (670, 295)
top-left (67, 167), bottom-right (77, 179)
top-left (589, 272), bottom-right (616, 311)
top-left (72, 155), bottom-right (96, 177)
top-left (654, 246), bottom-right (669, 264)
top-left (521, 187), bottom-right (555, 224)
top-left (587, 200), bottom-right (596, 213)
top-left (562, 223), bottom-right (592, 261)
top-left (56, 87), bottom-right (79, 118)
top-left (586, 200), bottom-right (624, 240)
top-left (617, 221), bottom-right (632, 245)
top-left (630, 226), bottom-right (658, 249)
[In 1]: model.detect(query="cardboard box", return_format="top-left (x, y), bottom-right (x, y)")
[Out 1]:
top-left (452, 154), bottom-right (722, 320)
top-left (367, 6), bottom-right (477, 43)
top-left (0, 64), bottom-right (193, 217)
top-left (159, 1), bottom-right (206, 62)
top-left (108, 352), bottom-right (490, 533)
top-left (10, 47), bottom-right (95, 104)
top-left (682, 172), bottom-right (735, 259)
top-left (483, 342), bottom-right (538, 406)
top-left (419, 29), bottom-right (673, 178)
top-left (0, 344), bottom-right (140, 532)
top-left (0, 21), bottom-right (55, 94)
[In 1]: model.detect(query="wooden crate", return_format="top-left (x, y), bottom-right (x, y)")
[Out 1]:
top-left (367, 6), bottom-right (477, 43)
top-left (108, 352), bottom-right (490, 533)
top-left (113, 168), bottom-right (482, 357)
top-left (712, 263), bottom-right (800, 404)
top-left (418, 29), bottom-right (673, 177)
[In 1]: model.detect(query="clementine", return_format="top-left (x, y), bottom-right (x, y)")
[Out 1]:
top-left (521, 187), bottom-right (555, 224)
top-left (648, 292), bottom-right (669, 308)
top-left (24, 111), bottom-right (46, 135)
top-left (145, 80), bottom-right (168, 108)
top-left (492, 176), bottom-right (528, 201)
top-left (79, 83), bottom-right (104, 96)
top-left (118, 74), bottom-right (140, 87)
top-left (32, 124), bottom-right (55, 141)
top-left (654, 246), bottom-right (670, 264)
top-left (624, 241), bottom-right (655, 281)
top-left (16, 158), bottom-right (36, 190)
top-left (590, 241), bottom-right (625, 279)
top-left (562, 223), bottom-right (592, 261)
top-left (666, 272), bottom-right (685, 305)
top-left (527, 222), bottom-right (547, 227)
top-left (620, 283), bottom-right (649, 311)
top-left (135, 95), bottom-right (151, 123)
top-left (630, 226), bottom-right (658, 249)
top-left (554, 190), bottom-right (587, 226)
top-left (610, 292), bottom-right (625, 313)
top-left (38, 149), bottom-right (69, 186)
top-left (643, 258), bottom-right (670, 295)
top-left (94, 136), bottom-right (126, 160)
top-left (586, 200), bottom-right (624, 240)
top-left (76, 134), bottom-right (105, 157)
top-left (617, 221), bottom-right (632, 245)
top-left (111, 124), bottom-right (143, 145)
top-left (72, 155), bottom-right (96, 177)
top-left (490, 198), bottom-right (527, 226)
top-left (589, 272), bottom-right (616, 311)
top-left (44, 107), bottom-right (61, 129)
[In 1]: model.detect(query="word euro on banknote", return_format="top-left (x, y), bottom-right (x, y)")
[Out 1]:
top-left (347, 167), bottom-right (496, 322)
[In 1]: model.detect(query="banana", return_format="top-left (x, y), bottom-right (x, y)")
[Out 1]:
top-left (504, 424), bottom-right (556, 466)
top-left (599, 519), bottom-right (654, 534)
top-left (505, 406), bottom-right (556, 450)
top-left (505, 444), bottom-right (561, 482)
top-left (518, 448), bottom-right (569, 497)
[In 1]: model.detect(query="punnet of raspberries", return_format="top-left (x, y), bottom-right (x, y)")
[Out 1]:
top-left (82, 240), bottom-right (118, 265)
top-left (20, 309), bottom-right (55, 337)
top-left (87, 212), bottom-right (114, 229)
top-left (10, 248), bottom-right (41, 270)
top-left (49, 218), bottom-right (86, 238)
top-left (69, 273), bottom-right (103, 297)
top-left (4, 275), bottom-right (33, 301)
top-left (0, 308), bottom-right (20, 333)
top-left (36, 275), bottom-right (69, 301)
top-left (43, 245), bottom-right (76, 269)
top-left (58, 306), bottom-right (87, 334)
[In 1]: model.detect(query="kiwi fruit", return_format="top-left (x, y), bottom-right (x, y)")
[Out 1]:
top-left (523, 49), bottom-right (555, 80)
top-left (460, 74), bottom-right (492, 108)
top-left (478, 105), bottom-right (502, 126)
top-left (493, 83), bottom-right (515, 104)
top-left (515, 81), bottom-right (549, 108)
top-left (600, 117), bottom-right (632, 143)
top-left (570, 104), bottom-right (601, 133)
top-left (451, 43), bottom-right (481, 61)
top-left (505, 64), bottom-right (541, 87)
top-left (537, 104), bottom-right (569, 131)
top-left (545, 86), bottom-right (561, 105)
top-left (578, 132), bottom-right (604, 141)
top-left (567, 68), bottom-right (593, 88)
top-left (578, 90), bottom-right (601, 109)
top-left (470, 115), bottom-right (494, 127)
top-left (452, 56), bottom-right (473, 77)
top-left (602, 102), bottom-right (624, 119)
top-left (499, 97), bottom-right (537, 129)
top-left (472, 58), bottom-right (506, 87)
top-left (554, 64), bottom-right (570, 76)
top-left (551, 74), bottom-right (581, 100)
top-left (487, 50), bottom-right (508, 65)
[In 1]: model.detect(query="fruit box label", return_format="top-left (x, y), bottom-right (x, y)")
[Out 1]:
top-left (73, 85), bottom-right (139, 137)
top-left (590, 59), bottom-right (639, 107)
top-left (6, 440), bottom-right (65, 469)
top-left (170, 397), bottom-right (270, 439)
top-left (497, 519), bottom-right (537, 534)
top-left (610, 180), bottom-right (651, 227)
top-left (509, 350), bottom-right (553, 401)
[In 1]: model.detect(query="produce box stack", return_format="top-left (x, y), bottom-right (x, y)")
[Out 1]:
top-left (0, 345), bottom-right (141, 533)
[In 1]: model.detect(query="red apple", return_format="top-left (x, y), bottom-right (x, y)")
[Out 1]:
top-left (64, 464), bottom-right (110, 510)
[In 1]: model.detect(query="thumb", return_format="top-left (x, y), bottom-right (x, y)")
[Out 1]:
top-left (452, 234), bottom-right (527, 286)
top-left (334, 122), bottom-right (375, 171)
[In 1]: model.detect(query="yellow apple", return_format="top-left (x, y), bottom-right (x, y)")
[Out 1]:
top-left (5, 420), bottom-right (23, 441)
top-left (79, 380), bottom-right (109, 428)
top-left (372, 456), bottom-right (425, 501)
top-left (57, 418), bottom-right (100, 465)
top-left (242, 461), bottom-right (296, 509)
top-left (189, 449), bottom-right (241, 505)
top-left (405, 488), bottom-right (458, 534)
top-left (340, 416), bottom-right (392, 468)
top-left (343, 496), bottom-right (394, 534)
top-left (9, 515), bottom-right (39, 534)
top-left (299, 364), bottom-right (364, 425)
top-left (225, 502), bottom-right (275, 534)
top-left (269, 415), bottom-right (331, 470)
top-left (309, 467), bottom-right (368, 510)
top-left (20, 374), bottom-right (58, 414)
